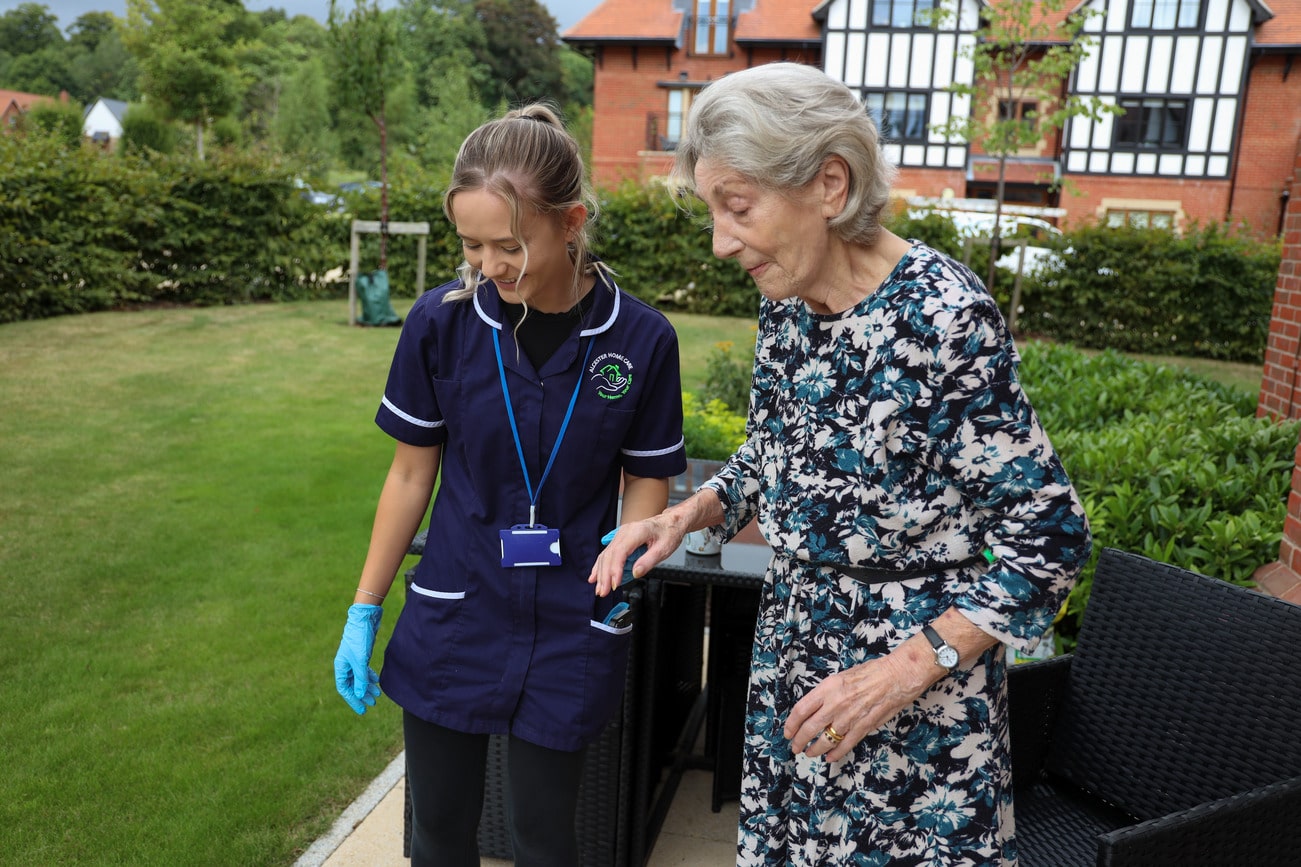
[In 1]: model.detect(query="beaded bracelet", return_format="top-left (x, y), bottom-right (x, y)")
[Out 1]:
top-left (356, 587), bottom-right (386, 602)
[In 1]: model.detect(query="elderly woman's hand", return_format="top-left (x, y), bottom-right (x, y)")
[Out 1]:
top-left (588, 514), bottom-right (686, 597)
top-left (783, 638), bottom-right (939, 762)
top-left (784, 610), bottom-right (1001, 762)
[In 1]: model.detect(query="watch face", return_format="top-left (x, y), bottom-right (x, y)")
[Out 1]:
top-left (937, 646), bottom-right (960, 669)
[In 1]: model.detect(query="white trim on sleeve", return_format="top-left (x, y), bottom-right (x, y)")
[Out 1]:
top-left (622, 437), bottom-right (685, 458)
top-left (381, 395), bottom-right (445, 429)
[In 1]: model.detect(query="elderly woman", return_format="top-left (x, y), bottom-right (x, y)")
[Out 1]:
top-left (591, 63), bottom-right (1091, 866)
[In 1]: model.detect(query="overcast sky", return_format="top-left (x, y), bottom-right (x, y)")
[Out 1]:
top-left (0, 0), bottom-right (602, 34)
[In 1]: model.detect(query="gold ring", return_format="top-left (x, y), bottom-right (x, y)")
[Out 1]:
top-left (823, 724), bottom-right (845, 744)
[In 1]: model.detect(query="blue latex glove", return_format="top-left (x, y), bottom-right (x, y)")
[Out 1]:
top-left (601, 528), bottom-right (646, 584)
top-left (334, 603), bottom-right (383, 715)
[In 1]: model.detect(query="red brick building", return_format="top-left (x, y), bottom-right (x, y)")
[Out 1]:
top-left (565, 0), bottom-right (1301, 236)
top-left (0, 88), bottom-right (57, 131)
top-left (1252, 133), bottom-right (1301, 601)
top-left (564, 0), bottom-right (823, 186)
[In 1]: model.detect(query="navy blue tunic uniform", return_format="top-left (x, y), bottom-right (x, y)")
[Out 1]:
top-left (375, 272), bottom-right (686, 751)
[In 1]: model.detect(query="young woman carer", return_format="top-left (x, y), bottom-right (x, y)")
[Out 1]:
top-left (332, 104), bottom-right (687, 866)
top-left (591, 63), bottom-right (1092, 867)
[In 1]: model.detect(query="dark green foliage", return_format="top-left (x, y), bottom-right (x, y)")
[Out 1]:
top-left (0, 135), bottom-right (344, 322)
top-left (595, 182), bottom-right (757, 317)
top-left (1016, 341), bottom-right (1298, 644)
top-left (120, 104), bottom-right (180, 155)
top-left (1018, 222), bottom-right (1280, 363)
top-left (700, 339), bottom-right (755, 415)
top-left (21, 98), bottom-right (84, 148)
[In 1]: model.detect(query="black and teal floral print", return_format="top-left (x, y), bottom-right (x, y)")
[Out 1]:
top-left (701, 243), bottom-right (1091, 865)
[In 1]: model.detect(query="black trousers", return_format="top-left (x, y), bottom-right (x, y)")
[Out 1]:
top-left (403, 711), bottom-right (586, 867)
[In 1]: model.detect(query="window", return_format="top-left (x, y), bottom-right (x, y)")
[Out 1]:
top-left (864, 92), bottom-right (928, 142)
top-left (663, 89), bottom-right (694, 150)
top-left (1131, 0), bottom-right (1200, 29)
top-left (871, 0), bottom-right (936, 28)
top-left (1106, 209), bottom-right (1176, 229)
top-left (1113, 98), bottom-right (1188, 150)
top-left (694, 0), bottom-right (730, 55)
top-left (999, 100), bottom-right (1038, 123)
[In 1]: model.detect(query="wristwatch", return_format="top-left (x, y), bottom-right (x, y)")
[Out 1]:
top-left (922, 625), bottom-right (960, 672)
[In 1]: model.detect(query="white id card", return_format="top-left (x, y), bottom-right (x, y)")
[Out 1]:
top-left (500, 525), bottom-right (562, 567)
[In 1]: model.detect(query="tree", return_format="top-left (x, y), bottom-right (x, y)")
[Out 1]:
top-left (471, 0), bottom-right (564, 107)
top-left (929, 0), bottom-right (1119, 307)
top-left (123, 0), bottom-right (240, 160)
top-left (396, 0), bottom-right (489, 110)
top-left (275, 55), bottom-right (338, 174)
top-left (0, 3), bottom-right (62, 57)
top-left (67, 13), bottom-right (139, 104)
top-left (329, 0), bottom-right (404, 268)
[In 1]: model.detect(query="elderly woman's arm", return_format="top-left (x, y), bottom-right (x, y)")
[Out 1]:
top-left (786, 297), bottom-right (1090, 761)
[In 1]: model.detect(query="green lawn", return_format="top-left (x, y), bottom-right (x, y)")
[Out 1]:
top-left (0, 297), bottom-right (1260, 864)
top-left (0, 298), bottom-right (758, 866)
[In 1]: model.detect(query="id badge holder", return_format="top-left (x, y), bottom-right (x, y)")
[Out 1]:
top-left (500, 524), bottom-right (562, 567)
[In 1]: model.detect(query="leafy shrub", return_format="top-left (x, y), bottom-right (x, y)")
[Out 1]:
top-left (1019, 222), bottom-right (1279, 363)
top-left (700, 339), bottom-right (755, 415)
top-left (682, 392), bottom-right (747, 460)
top-left (120, 105), bottom-right (179, 156)
top-left (594, 182), bottom-right (758, 317)
top-left (22, 99), bottom-right (85, 149)
top-left (1017, 341), bottom-right (1298, 645)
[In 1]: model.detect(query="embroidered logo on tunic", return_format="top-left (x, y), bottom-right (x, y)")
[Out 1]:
top-left (589, 352), bottom-right (633, 400)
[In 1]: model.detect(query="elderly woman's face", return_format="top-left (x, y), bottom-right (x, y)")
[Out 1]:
top-left (694, 157), bottom-right (835, 305)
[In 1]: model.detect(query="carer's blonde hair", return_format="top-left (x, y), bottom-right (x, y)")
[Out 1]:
top-left (670, 62), bottom-right (897, 246)
top-left (442, 103), bottom-right (602, 304)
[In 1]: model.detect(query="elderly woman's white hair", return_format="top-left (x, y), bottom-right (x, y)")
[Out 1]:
top-left (670, 62), bottom-right (897, 247)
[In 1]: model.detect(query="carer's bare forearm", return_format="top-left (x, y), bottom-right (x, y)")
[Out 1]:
top-left (619, 473), bottom-right (670, 525)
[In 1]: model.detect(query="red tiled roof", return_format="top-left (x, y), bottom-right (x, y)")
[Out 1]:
top-left (1257, 0), bottom-right (1301, 45)
top-left (565, 0), bottom-right (821, 43)
top-left (565, 0), bottom-right (682, 40)
top-left (735, 0), bottom-right (822, 42)
top-left (0, 89), bottom-right (53, 112)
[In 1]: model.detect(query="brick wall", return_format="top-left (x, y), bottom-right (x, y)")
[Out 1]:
top-left (588, 46), bottom-right (820, 188)
top-left (1251, 133), bottom-right (1301, 603)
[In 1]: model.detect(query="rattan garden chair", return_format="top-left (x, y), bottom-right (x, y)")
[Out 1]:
top-left (1008, 547), bottom-right (1301, 866)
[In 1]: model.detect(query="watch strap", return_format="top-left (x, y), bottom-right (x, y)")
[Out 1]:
top-left (922, 624), bottom-right (958, 670)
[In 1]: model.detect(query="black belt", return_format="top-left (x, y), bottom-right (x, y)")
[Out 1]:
top-left (812, 551), bottom-right (990, 584)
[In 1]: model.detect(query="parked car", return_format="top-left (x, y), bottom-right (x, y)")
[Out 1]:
top-left (293, 178), bottom-right (344, 211)
top-left (338, 180), bottom-right (382, 195)
top-left (908, 205), bottom-right (1068, 275)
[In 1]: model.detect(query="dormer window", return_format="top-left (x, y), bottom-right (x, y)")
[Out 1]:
top-left (871, 0), bottom-right (936, 29)
top-left (1131, 0), bottom-right (1201, 30)
top-left (694, 0), bottom-right (730, 56)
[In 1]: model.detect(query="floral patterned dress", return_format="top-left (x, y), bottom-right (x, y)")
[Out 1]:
top-left (699, 243), bottom-right (1092, 866)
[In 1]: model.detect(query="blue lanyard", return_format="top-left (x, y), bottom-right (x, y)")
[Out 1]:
top-left (492, 328), bottom-right (594, 526)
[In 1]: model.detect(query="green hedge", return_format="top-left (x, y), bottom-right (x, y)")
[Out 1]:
top-left (594, 182), bottom-right (758, 317)
top-left (0, 133), bottom-right (346, 322)
top-left (1016, 342), bottom-right (1297, 640)
top-left (0, 132), bottom-right (1284, 362)
top-left (1013, 222), bottom-right (1280, 363)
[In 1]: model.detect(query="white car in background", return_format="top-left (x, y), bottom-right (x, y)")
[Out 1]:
top-left (908, 205), bottom-right (1068, 275)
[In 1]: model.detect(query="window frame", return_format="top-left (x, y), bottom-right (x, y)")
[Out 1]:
top-left (1105, 208), bottom-right (1177, 230)
top-left (863, 91), bottom-right (931, 144)
top-left (1130, 0), bottom-right (1202, 31)
top-left (1112, 97), bottom-right (1190, 151)
top-left (871, 0), bottom-right (937, 29)
top-left (692, 0), bottom-right (730, 56)
top-left (661, 87), bottom-right (695, 151)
